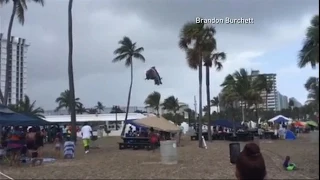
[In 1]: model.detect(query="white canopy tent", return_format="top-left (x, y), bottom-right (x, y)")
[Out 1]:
top-left (268, 115), bottom-right (292, 124)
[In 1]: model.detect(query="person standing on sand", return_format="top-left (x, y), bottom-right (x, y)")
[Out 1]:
top-left (81, 122), bottom-right (93, 154)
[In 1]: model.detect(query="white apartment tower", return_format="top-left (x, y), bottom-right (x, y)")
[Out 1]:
top-left (251, 70), bottom-right (278, 111)
top-left (0, 33), bottom-right (28, 105)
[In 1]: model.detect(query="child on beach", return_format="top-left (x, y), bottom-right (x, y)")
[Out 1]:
top-left (54, 135), bottom-right (62, 158)
top-left (283, 156), bottom-right (296, 171)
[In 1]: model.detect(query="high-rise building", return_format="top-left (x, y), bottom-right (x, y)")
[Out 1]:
top-left (0, 33), bottom-right (28, 105)
top-left (251, 70), bottom-right (278, 111)
top-left (289, 97), bottom-right (302, 108)
top-left (277, 91), bottom-right (289, 110)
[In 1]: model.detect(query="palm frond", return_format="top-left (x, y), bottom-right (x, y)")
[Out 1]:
top-left (133, 52), bottom-right (145, 62)
top-left (16, 1), bottom-right (26, 25)
top-left (112, 54), bottom-right (128, 63)
top-left (186, 48), bottom-right (199, 69)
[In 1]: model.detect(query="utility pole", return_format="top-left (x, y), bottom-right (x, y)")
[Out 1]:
top-left (194, 96), bottom-right (197, 120)
top-left (241, 104), bottom-right (245, 123)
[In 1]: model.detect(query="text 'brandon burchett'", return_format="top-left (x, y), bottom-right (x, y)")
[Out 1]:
top-left (195, 17), bottom-right (254, 24)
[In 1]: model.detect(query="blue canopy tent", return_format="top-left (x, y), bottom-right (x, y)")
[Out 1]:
top-left (212, 119), bottom-right (242, 129)
top-left (0, 104), bottom-right (49, 126)
top-left (273, 116), bottom-right (289, 124)
top-left (126, 119), bottom-right (148, 130)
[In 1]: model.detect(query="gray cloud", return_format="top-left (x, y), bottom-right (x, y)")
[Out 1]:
top-left (0, 0), bottom-right (318, 110)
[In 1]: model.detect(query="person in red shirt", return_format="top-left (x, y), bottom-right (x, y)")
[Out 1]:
top-left (148, 127), bottom-right (158, 152)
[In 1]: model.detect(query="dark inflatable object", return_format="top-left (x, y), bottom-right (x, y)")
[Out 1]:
top-left (145, 66), bottom-right (162, 85)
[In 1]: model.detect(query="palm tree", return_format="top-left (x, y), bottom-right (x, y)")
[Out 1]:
top-left (305, 77), bottom-right (319, 112)
top-left (204, 52), bottom-right (226, 141)
top-left (210, 96), bottom-right (220, 112)
top-left (110, 106), bottom-right (124, 113)
top-left (219, 84), bottom-right (240, 136)
top-left (298, 15), bottom-right (319, 69)
top-left (161, 96), bottom-right (186, 116)
top-left (86, 108), bottom-right (97, 114)
top-left (0, 0), bottom-right (44, 105)
top-left (179, 21), bottom-right (216, 147)
top-left (144, 91), bottom-right (161, 116)
top-left (8, 95), bottom-right (44, 118)
top-left (113, 36), bottom-right (145, 137)
top-left (67, 0), bottom-right (77, 141)
top-left (55, 90), bottom-right (80, 114)
top-left (288, 99), bottom-right (295, 118)
top-left (221, 69), bottom-right (264, 122)
top-left (95, 101), bottom-right (105, 114)
top-left (76, 103), bottom-right (86, 114)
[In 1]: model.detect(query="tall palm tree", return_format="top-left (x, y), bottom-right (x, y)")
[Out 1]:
top-left (219, 83), bottom-right (239, 135)
top-left (179, 22), bottom-right (216, 147)
top-left (0, 0), bottom-right (44, 105)
top-left (298, 15), bottom-right (319, 69)
top-left (8, 95), bottom-right (44, 118)
top-left (204, 52), bottom-right (225, 141)
top-left (55, 90), bottom-right (80, 114)
top-left (305, 76), bottom-right (319, 112)
top-left (161, 96), bottom-right (186, 120)
top-left (67, 0), bottom-right (77, 141)
top-left (210, 96), bottom-right (220, 112)
top-left (113, 36), bottom-right (145, 137)
top-left (95, 101), bottom-right (105, 114)
top-left (221, 69), bottom-right (264, 122)
top-left (144, 91), bottom-right (161, 116)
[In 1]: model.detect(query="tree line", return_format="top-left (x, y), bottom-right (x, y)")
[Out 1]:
top-left (0, 1), bottom-right (318, 143)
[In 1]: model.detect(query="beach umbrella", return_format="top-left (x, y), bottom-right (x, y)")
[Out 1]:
top-left (294, 121), bottom-right (305, 127)
top-left (305, 120), bottom-right (318, 127)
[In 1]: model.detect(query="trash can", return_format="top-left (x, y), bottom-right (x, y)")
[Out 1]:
top-left (229, 143), bottom-right (240, 164)
top-left (160, 140), bottom-right (178, 165)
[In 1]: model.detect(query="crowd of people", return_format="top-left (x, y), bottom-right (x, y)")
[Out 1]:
top-left (0, 126), bottom-right (45, 166)
top-left (0, 124), bottom-right (78, 166)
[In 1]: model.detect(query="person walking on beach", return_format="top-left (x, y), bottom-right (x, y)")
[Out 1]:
top-left (81, 122), bottom-right (92, 154)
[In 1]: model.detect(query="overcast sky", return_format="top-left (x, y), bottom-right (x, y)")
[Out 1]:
top-left (0, 0), bottom-right (318, 110)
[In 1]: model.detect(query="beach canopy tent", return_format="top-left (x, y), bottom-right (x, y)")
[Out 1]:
top-left (293, 121), bottom-right (306, 127)
top-left (0, 104), bottom-right (49, 126)
top-left (133, 116), bottom-right (180, 132)
top-left (268, 115), bottom-right (292, 124)
top-left (285, 130), bottom-right (296, 140)
top-left (126, 119), bottom-right (148, 130)
top-left (305, 120), bottom-right (318, 127)
top-left (211, 119), bottom-right (242, 129)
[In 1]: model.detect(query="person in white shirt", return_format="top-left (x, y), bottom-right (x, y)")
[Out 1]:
top-left (81, 122), bottom-right (92, 154)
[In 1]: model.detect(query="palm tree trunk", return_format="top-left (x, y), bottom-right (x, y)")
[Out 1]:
top-left (231, 105), bottom-right (236, 137)
top-left (205, 66), bottom-right (212, 142)
top-left (198, 54), bottom-right (203, 148)
top-left (255, 103), bottom-right (259, 120)
top-left (67, 0), bottom-right (77, 142)
top-left (3, 2), bottom-right (17, 105)
top-left (265, 94), bottom-right (268, 111)
top-left (120, 59), bottom-right (133, 137)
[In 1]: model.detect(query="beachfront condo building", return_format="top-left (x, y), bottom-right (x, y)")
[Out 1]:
top-left (0, 33), bottom-right (28, 105)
